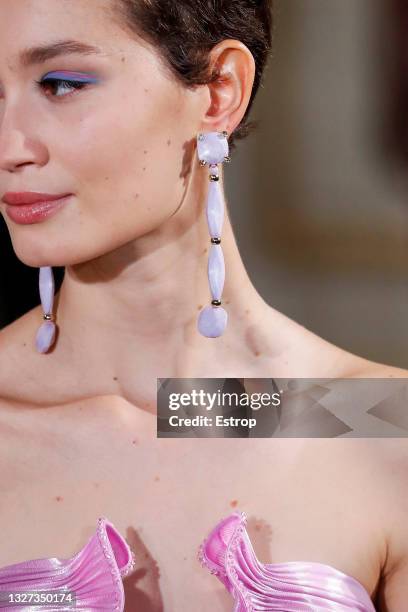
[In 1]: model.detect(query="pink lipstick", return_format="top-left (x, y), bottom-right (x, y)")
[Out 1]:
top-left (2, 192), bottom-right (72, 224)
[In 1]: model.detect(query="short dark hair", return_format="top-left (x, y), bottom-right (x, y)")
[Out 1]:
top-left (113, 0), bottom-right (274, 155)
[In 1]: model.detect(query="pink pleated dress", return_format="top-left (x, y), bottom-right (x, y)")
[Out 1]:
top-left (198, 510), bottom-right (377, 611)
top-left (0, 512), bottom-right (379, 610)
top-left (0, 518), bottom-right (135, 610)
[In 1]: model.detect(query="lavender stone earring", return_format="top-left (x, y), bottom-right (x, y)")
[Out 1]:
top-left (196, 130), bottom-right (231, 338)
top-left (35, 266), bottom-right (56, 353)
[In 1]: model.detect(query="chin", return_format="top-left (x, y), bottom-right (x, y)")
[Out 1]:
top-left (11, 241), bottom-right (74, 268)
top-left (14, 252), bottom-right (62, 268)
top-left (9, 228), bottom-right (142, 268)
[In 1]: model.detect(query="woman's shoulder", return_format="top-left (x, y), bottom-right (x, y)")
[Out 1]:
top-left (373, 438), bottom-right (408, 609)
top-left (268, 306), bottom-right (408, 378)
top-left (329, 439), bottom-right (408, 607)
top-left (325, 342), bottom-right (408, 378)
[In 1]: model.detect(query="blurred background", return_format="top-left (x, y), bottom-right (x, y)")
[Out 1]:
top-left (1, 0), bottom-right (408, 367)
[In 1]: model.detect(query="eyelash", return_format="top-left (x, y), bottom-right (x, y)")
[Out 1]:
top-left (35, 77), bottom-right (89, 99)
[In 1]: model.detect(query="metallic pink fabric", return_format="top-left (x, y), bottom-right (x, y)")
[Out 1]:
top-left (0, 518), bottom-right (135, 610)
top-left (198, 511), bottom-right (377, 611)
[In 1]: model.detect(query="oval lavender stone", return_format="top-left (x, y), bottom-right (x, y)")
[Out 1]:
top-left (206, 181), bottom-right (224, 238)
top-left (208, 244), bottom-right (225, 301)
top-left (197, 306), bottom-right (228, 338)
top-left (39, 266), bottom-right (55, 314)
top-left (35, 321), bottom-right (56, 354)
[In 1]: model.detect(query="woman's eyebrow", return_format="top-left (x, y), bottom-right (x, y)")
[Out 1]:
top-left (18, 39), bottom-right (103, 67)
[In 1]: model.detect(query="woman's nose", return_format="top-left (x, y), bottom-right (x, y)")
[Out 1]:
top-left (0, 108), bottom-right (47, 172)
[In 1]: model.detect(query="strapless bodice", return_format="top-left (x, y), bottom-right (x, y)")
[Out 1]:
top-left (0, 518), bottom-right (135, 610)
top-left (198, 510), bottom-right (376, 611)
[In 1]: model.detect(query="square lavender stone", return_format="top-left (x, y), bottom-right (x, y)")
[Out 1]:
top-left (197, 132), bottom-right (229, 165)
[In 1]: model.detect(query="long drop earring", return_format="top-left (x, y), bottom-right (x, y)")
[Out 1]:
top-left (35, 266), bottom-right (57, 354)
top-left (196, 130), bottom-right (231, 338)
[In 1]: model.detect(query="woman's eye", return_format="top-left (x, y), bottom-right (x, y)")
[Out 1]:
top-left (35, 77), bottom-right (90, 99)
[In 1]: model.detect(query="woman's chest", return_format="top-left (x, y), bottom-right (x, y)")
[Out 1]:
top-left (0, 412), bottom-right (383, 611)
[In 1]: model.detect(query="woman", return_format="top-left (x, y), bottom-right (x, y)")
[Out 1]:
top-left (0, 0), bottom-right (406, 407)
top-left (1, 400), bottom-right (407, 610)
top-left (0, 1), bottom-right (407, 610)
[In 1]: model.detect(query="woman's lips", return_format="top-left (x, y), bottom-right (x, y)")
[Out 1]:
top-left (4, 195), bottom-right (72, 225)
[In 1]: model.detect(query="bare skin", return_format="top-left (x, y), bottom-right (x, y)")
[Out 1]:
top-left (0, 395), bottom-right (407, 611)
top-left (0, 0), bottom-right (407, 410)
top-left (1, 2), bottom-right (408, 611)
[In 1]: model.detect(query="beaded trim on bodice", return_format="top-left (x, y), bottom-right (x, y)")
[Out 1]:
top-left (0, 517), bottom-right (136, 611)
top-left (96, 517), bottom-right (136, 611)
top-left (198, 511), bottom-right (255, 610)
top-left (198, 510), bottom-right (376, 612)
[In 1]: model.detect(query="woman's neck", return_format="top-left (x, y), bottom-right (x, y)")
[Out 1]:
top-left (44, 165), bottom-right (282, 407)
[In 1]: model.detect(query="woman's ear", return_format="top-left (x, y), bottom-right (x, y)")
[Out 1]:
top-left (201, 38), bottom-right (256, 135)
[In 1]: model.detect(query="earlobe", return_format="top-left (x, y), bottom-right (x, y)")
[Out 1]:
top-left (202, 40), bottom-right (256, 135)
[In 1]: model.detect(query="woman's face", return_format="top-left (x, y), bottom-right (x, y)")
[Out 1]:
top-left (0, 0), bottom-right (203, 266)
